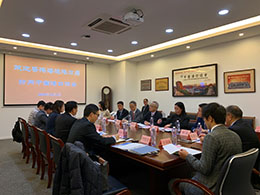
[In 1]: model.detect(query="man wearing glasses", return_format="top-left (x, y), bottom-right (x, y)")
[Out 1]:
top-left (68, 104), bottom-right (118, 157)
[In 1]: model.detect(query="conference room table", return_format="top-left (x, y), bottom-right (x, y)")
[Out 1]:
top-left (102, 120), bottom-right (202, 195)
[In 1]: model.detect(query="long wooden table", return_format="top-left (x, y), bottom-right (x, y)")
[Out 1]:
top-left (104, 121), bottom-right (202, 195)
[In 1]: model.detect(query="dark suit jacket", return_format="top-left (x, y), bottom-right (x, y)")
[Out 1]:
top-left (160, 113), bottom-right (190, 129)
top-left (123, 108), bottom-right (143, 123)
top-left (229, 119), bottom-right (260, 152)
top-left (46, 112), bottom-right (59, 135)
top-left (34, 110), bottom-right (48, 130)
top-left (143, 111), bottom-right (162, 126)
top-left (116, 108), bottom-right (129, 120)
top-left (141, 105), bottom-right (149, 116)
top-left (67, 117), bottom-right (115, 156)
top-left (55, 112), bottom-right (77, 143)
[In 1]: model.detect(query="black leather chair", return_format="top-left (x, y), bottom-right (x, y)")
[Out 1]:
top-left (172, 148), bottom-right (259, 195)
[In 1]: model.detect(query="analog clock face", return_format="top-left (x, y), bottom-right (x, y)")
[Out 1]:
top-left (103, 87), bottom-right (110, 95)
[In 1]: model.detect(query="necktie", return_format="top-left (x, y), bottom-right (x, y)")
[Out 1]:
top-left (132, 112), bottom-right (135, 120)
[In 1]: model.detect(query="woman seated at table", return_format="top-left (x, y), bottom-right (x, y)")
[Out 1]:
top-left (98, 101), bottom-right (111, 118)
top-left (191, 103), bottom-right (208, 132)
top-left (158, 102), bottom-right (189, 129)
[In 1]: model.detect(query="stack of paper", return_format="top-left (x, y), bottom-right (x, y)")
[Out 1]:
top-left (163, 144), bottom-right (201, 155)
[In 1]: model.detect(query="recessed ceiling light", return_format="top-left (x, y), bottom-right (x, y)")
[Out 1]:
top-left (239, 33), bottom-right (244, 37)
top-left (150, 54), bottom-right (154, 58)
top-left (70, 42), bottom-right (78, 46)
top-left (22, 33), bottom-right (30, 38)
top-left (107, 49), bottom-right (113, 53)
top-left (165, 28), bottom-right (174, 33)
top-left (218, 9), bottom-right (229, 16)
top-left (13, 46), bottom-right (17, 50)
top-left (131, 41), bottom-right (138, 45)
top-left (34, 17), bottom-right (45, 23)
top-left (53, 52), bottom-right (57, 55)
top-left (186, 45), bottom-right (191, 49)
top-left (86, 57), bottom-right (90, 60)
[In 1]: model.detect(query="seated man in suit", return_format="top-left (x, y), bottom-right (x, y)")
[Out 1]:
top-left (123, 101), bottom-right (143, 123)
top-left (226, 105), bottom-right (260, 187)
top-left (28, 100), bottom-right (45, 125)
top-left (143, 101), bottom-right (162, 126)
top-left (55, 101), bottom-right (78, 143)
top-left (226, 105), bottom-right (260, 152)
top-left (116, 101), bottom-right (129, 120)
top-left (169, 103), bottom-right (242, 195)
top-left (141, 98), bottom-right (149, 117)
top-left (67, 104), bottom-right (118, 157)
top-left (34, 102), bottom-right (53, 130)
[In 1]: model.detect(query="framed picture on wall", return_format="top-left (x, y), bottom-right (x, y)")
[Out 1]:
top-left (172, 64), bottom-right (218, 97)
top-left (224, 69), bottom-right (255, 93)
top-left (155, 77), bottom-right (169, 91)
top-left (140, 79), bottom-right (152, 91)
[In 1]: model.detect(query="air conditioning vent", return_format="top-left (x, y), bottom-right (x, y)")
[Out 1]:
top-left (86, 15), bottom-right (131, 35)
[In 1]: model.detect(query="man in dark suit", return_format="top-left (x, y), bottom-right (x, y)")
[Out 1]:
top-left (116, 101), bottom-right (129, 120)
top-left (55, 101), bottom-right (78, 143)
top-left (67, 104), bottom-right (118, 157)
top-left (143, 101), bottom-right (162, 126)
top-left (123, 101), bottom-right (143, 123)
top-left (141, 98), bottom-right (149, 117)
top-left (34, 102), bottom-right (53, 130)
top-left (169, 103), bottom-right (242, 195)
top-left (226, 105), bottom-right (260, 187)
top-left (226, 105), bottom-right (260, 152)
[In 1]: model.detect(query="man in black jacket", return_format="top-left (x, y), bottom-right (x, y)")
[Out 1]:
top-left (143, 101), bottom-right (162, 126)
top-left (67, 104), bottom-right (118, 157)
top-left (55, 101), bottom-right (78, 143)
top-left (116, 101), bottom-right (129, 120)
top-left (226, 105), bottom-right (260, 187)
top-left (141, 98), bottom-right (149, 117)
top-left (226, 105), bottom-right (260, 152)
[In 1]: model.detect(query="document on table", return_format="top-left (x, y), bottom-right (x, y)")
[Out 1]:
top-left (137, 123), bottom-right (150, 129)
top-left (112, 142), bottom-right (145, 150)
top-left (112, 142), bottom-right (159, 155)
top-left (163, 144), bottom-right (201, 155)
top-left (107, 119), bottom-right (115, 123)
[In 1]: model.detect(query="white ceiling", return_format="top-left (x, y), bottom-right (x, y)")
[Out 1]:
top-left (0, 0), bottom-right (260, 62)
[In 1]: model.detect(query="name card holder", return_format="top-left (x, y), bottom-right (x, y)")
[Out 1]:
top-left (130, 122), bottom-right (138, 131)
top-left (180, 130), bottom-right (190, 140)
top-left (159, 138), bottom-right (172, 149)
top-left (255, 126), bottom-right (260, 132)
top-left (189, 132), bottom-right (198, 140)
top-left (139, 135), bottom-right (151, 145)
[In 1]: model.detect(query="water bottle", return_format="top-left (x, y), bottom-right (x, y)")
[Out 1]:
top-left (176, 120), bottom-right (181, 134)
top-left (150, 117), bottom-right (154, 126)
top-left (122, 122), bottom-right (128, 139)
top-left (197, 122), bottom-right (202, 136)
top-left (99, 112), bottom-right (103, 120)
top-left (101, 118), bottom-right (106, 133)
top-left (128, 114), bottom-right (132, 123)
top-left (150, 126), bottom-right (156, 147)
top-left (172, 126), bottom-right (178, 145)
